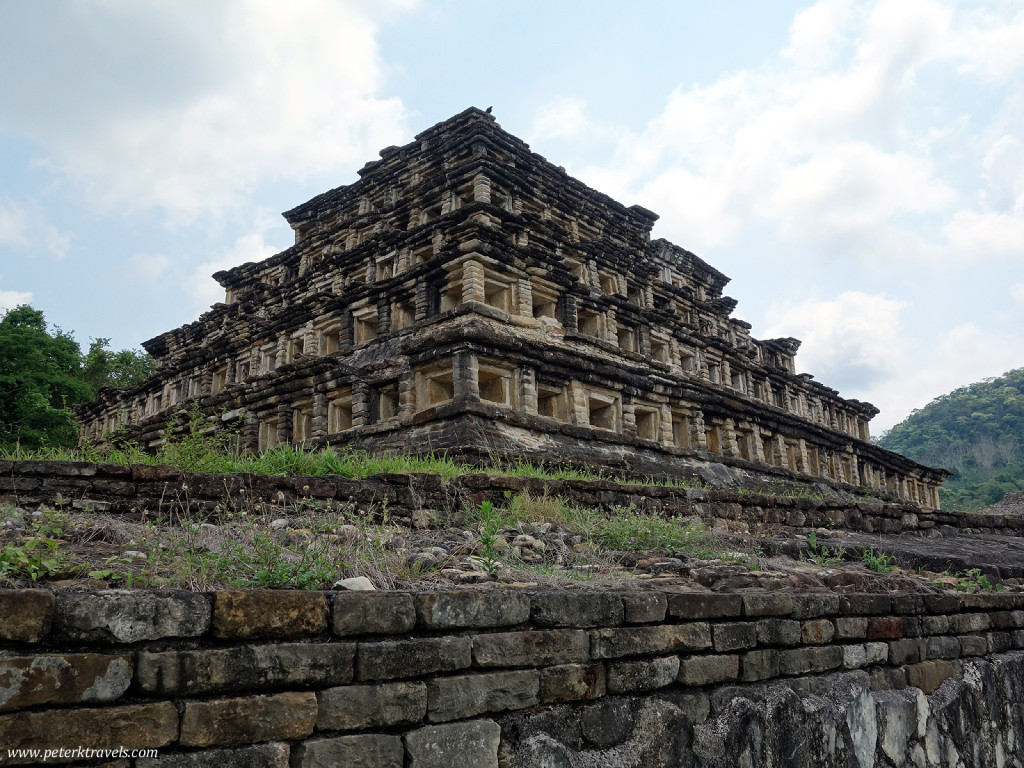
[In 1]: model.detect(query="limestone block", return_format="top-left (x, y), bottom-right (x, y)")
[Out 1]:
top-left (843, 644), bottom-right (869, 670)
top-left (677, 654), bottom-right (740, 686)
top-left (0, 589), bottom-right (53, 642)
top-left (790, 593), bottom-right (840, 619)
top-left (607, 655), bottom-right (680, 693)
top-left (949, 612), bottom-right (991, 634)
top-left (539, 663), bottom-right (607, 703)
top-left (416, 591), bottom-right (529, 629)
top-left (887, 638), bottom-right (926, 665)
top-left (925, 635), bottom-right (961, 661)
top-left (317, 682), bottom-right (427, 730)
top-left (531, 592), bottom-right (624, 627)
top-left (742, 593), bottom-right (793, 617)
top-left (0, 654), bottom-right (132, 711)
top-left (867, 616), bottom-right (903, 640)
top-left (959, 635), bottom-right (988, 656)
top-left (801, 619), bottom-right (835, 644)
top-left (332, 591), bottom-right (416, 636)
top-left (53, 590), bottom-right (210, 643)
top-left (356, 636), bottom-right (472, 681)
top-left (473, 629), bottom-right (589, 667)
top-left (866, 641), bottom-right (889, 665)
top-left (292, 735), bottom-right (404, 768)
top-left (755, 618), bottom-right (802, 646)
top-left (136, 743), bottom-right (290, 768)
top-left (835, 616), bottom-right (868, 640)
top-left (0, 702), bottom-right (178, 756)
top-left (136, 642), bottom-right (354, 696)
top-left (212, 590), bottom-right (327, 640)
top-left (622, 592), bottom-right (667, 623)
top-left (589, 623), bottom-right (711, 659)
top-left (426, 669), bottom-right (539, 722)
top-left (778, 646), bottom-right (843, 675)
top-left (839, 594), bottom-right (892, 615)
top-left (667, 593), bottom-right (742, 619)
top-left (404, 720), bottom-right (501, 768)
top-left (712, 622), bottom-right (756, 652)
top-left (741, 649), bottom-right (780, 681)
top-left (988, 631), bottom-right (1012, 653)
top-left (905, 660), bottom-right (955, 694)
top-left (179, 691), bottom-right (317, 747)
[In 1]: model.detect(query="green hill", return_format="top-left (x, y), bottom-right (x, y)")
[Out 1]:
top-left (877, 367), bottom-right (1024, 511)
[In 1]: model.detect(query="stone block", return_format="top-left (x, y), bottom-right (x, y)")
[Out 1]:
top-left (0, 653), bottom-right (132, 711)
top-left (136, 743), bottom-right (290, 768)
top-left (959, 593), bottom-right (1020, 610)
top-left (949, 612), bottom-right (991, 634)
top-left (906, 660), bottom-right (955, 694)
top-left (0, 702), bottom-right (178, 756)
top-left (667, 593), bottom-right (742, 619)
top-left (404, 720), bottom-right (501, 768)
top-left (959, 635), bottom-right (988, 657)
top-left (891, 594), bottom-right (925, 614)
top-left (870, 666), bottom-right (908, 691)
top-left (332, 591), bottom-right (415, 636)
top-left (180, 691), bottom-right (317, 747)
top-left (887, 638), bottom-right (926, 665)
top-left (741, 649), bottom-right (780, 682)
top-left (212, 590), bottom-right (327, 640)
top-left (416, 591), bottom-right (529, 629)
top-left (988, 631), bottom-right (1012, 653)
top-left (677, 654), bottom-right (739, 686)
top-left (137, 642), bottom-right (354, 697)
top-left (834, 617), bottom-right (868, 640)
top-left (791, 593), bottom-right (840, 619)
top-left (53, 590), bottom-right (210, 643)
top-left (923, 593), bottom-right (960, 613)
top-left (778, 646), bottom-right (843, 675)
top-left (866, 616), bottom-right (903, 640)
top-left (590, 623), bottom-right (711, 659)
top-left (842, 644), bottom-right (868, 670)
top-left (925, 635), bottom-right (961, 661)
top-left (531, 592), bottom-right (623, 627)
top-left (922, 615), bottom-right (950, 635)
top-left (317, 682), bottom-right (427, 730)
top-left (607, 655), bottom-right (680, 693)
top-left (712, 622), bottom-right (756, 652)
top-left (839, 594), bottom-right (892, 615)
top-left (356, 636), bottom-right (472, 681)
top-left (0, 589), bottom-right (53, 642)
top-left (539, 663), bottom-right (606, 703)
top-left (426, 669), bottom-right (538, 722)
top-left (473, 629), bottom-right (589, 667)
top-left (755, 618), bottom-right (802, 646)
top-left (622, 592), bottom-right (667, 623)
top-left (742, 593), bottom-right (793, 617)
top-left (292, 735), bottom-right (404, 768)
top-left (900, 617), bottom-right (924, 637)
top-left (801, 619), bottom-right (835, 644)
top-left (1010, 610), bottom-right (1024, 628)
top-left (866, 641), bottom-right (889, 665)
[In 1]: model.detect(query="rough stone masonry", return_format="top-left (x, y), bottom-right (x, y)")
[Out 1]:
top-left (74, 107), bottom-right (947, 508)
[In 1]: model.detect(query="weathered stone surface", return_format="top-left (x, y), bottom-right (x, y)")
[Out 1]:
top-left (0, 702), bottom-right (178, 757)
top-left (925, 635), bottom-right (961, 660)
top-left (742, 593), bottom-right (793, 617)
top-left (888, 638), bottom-right (926, 665)
top-left (0, 654), bottom-right (131, 711)
top-left (960, 634), bottom-right (988, 656)
top-left (0, 589), bottom-right (53, 642)
top-left (416, 592), bottom-right (528, 629)
top-left (778, 645), bottom-right (843, 675)
top-left (622, 592), bottom-right (667, 623)
top-left (790, 593), bottom-right (840, 619)
top-left (136, 642), bottom-right (353, 696)
top-left (356, 636), bottom-right (471, 681)
top-left (473, 629), bottom-right (588, 667)
top-left (136, 743), bottom-right (290, 768)
top-left (835, 616), bottom-right (868, 640)
top-left (426, 670), bottom-right (538, 722)
top-left (867, 615), bottom-right (903, 640)
top-left (678, 653), bottom-right (740, 686)
top-left (530, 592), bottom-right (623, 627)
top-left (291, 735), bottom-right (404, 768)
top-left (755, 618), bottom-right (802, 646)
top-left (801, 618), bottom-right (835, 644)
top-left (332, 591), bottom-right (415, 636)
top-left (668, 593), bottom-right (742, 619)
top-left (179, 692), bottom-right (317, 747)
top-left (539, 663), bottom-right (606, 703)
top-left (405, 719), bottom-right (500, 768)
top-left (212, 590), bottom-right (327, 640)
top-left (906, 659), bottom-right (955, 694)
top-left (712, 621), bottom-right (756, 652)
top-left (741, 649), bottom-right (780, 681)
top-left (317, 682), bottom-right (427, 730)
top-left (53, 590), bottom-right (210, 643)
top-left (590, 623), bottom-right (710, 659)
top-left (607, 656), bottom-right (680, 693)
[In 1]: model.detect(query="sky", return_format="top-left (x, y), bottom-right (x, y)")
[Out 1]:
top-left (1, 0), bottom-right (1023, 434)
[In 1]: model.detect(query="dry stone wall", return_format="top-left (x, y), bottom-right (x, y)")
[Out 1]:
top-left (2, 588), bottom-right (1024, 766)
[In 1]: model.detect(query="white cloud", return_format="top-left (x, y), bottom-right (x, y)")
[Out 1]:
top-left (187, 231), bottom-right (280, 312)
top-left (0, 0), bottom-right (415, 220)
top-left (532, 98), bottom-right (589, 142)
top-left (0, 198), bottom-right (69, 258)
top-left (0, 275), bottom-right (33, 314)
top-left (126, 254), bottom-right (172, 283)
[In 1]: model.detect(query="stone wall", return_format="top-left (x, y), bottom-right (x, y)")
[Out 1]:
top-left (3, 587), bottom-right (1024, 766)
top-left (1, 460), bottom-right (1020, 540)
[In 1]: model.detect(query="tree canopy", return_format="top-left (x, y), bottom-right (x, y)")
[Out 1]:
top-left (0, 305), bottom-right (153, 450)
top-left (878, 367), bottom-right (1024, 511)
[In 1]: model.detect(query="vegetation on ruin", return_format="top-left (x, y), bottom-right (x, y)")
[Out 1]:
top-left (0, 304), bottom-right (152, 451)
top-left (878, 367), bottom-right (1024, 510)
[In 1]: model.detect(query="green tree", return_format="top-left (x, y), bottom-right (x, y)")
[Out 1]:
top-left (0, 306), bottom-right (92, 449)
top-left (80, 337), bottom-right (153, 394)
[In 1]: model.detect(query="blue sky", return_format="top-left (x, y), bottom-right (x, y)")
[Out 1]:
top-left (2, 0), bottom-right (1023, 433)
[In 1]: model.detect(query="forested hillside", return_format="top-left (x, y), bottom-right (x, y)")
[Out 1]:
top-left (878, 367), bottom-right (1024, 511)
